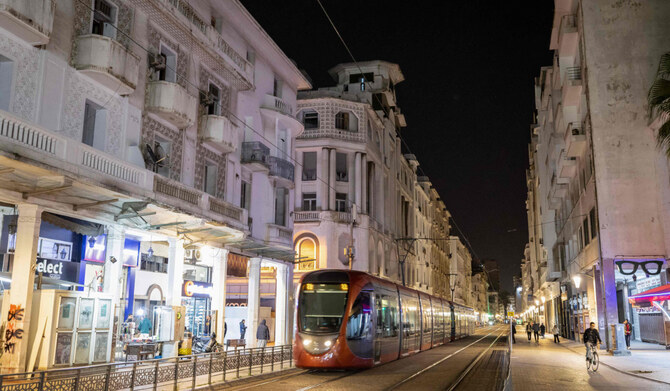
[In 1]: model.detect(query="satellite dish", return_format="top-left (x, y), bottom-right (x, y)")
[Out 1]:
top-left (144, 142), bottom-right (169, 173)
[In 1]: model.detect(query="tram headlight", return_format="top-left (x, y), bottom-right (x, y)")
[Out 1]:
top-left (324, 340), bottom-right (332, 347)
top-left (303, 338), bottom-right (312, 347)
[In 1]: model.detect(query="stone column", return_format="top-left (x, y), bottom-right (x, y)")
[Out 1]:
top-left (361, 154), bottom-right (368, 214)
top-left (211, 248), bottom-right (228, 340)
top-left (166, 237), bottom-right (185, 307)
top-left (355, 152), bottom-right (362, 211)
top-left (274, 263), bottom-right (289, 345)
top-left (329, 149), bottom-right (336, 211)
top-left (0, 204), bottom-right (41, 373)
top-left (103, 225), bottom-right (125, 304)
top-left (599, 258), bottom-right (619, 351)
top-left (246, 257), bottom-right (262, 347)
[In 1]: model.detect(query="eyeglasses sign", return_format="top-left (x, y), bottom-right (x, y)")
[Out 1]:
top-left (615, 260), bottom-right (665, 276)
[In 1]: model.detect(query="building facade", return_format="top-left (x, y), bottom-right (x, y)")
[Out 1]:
top-left (0, 0), bottom-right (307, 372)
top-left (520, 0), bottom-right (670, 348)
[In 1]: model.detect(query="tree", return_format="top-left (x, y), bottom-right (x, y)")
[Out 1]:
top-left (648, 52), bottom-right (670, 156)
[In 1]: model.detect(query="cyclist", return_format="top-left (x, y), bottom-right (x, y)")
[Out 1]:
top-left (583, 322), bottom-right (601, 363)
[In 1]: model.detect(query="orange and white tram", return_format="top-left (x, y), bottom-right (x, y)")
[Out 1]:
top-left (293, 270), bottom-right (476, 369)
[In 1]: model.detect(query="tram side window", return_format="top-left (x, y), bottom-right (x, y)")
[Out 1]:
top-left (405, 297), bottom-right (420, 338)
top-left (347, 291), bottom-right (373, 358)
top-left (381, 294), bottom-right (399, 337)
top-left (422, 301), bottom-right (432, 335)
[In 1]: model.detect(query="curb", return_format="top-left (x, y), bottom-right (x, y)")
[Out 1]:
top-left (557, 342), bottom-right (670, 386)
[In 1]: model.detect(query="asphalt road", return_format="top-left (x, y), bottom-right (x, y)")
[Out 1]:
top-left (214, 325), bottom-right (509, 391)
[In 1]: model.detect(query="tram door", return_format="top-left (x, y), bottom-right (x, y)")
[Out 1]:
top-left (374, 294), bottom-right (383, 362)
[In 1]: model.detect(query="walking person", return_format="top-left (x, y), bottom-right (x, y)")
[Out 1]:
top-left (624, 319), bottom-right (632, 350)
top-left (540, 323), bottom-right (546, 339)
top-left (512, 322), bottom-right (517, 344)
top-left (239, 319), bottom-right (247, 340)
top-left (526, 322), bottom-right (532, 341)
top-left (256, 319), bottom-right (270, 348)
top-left (552, 324), bottom-right (560, 343)
top-left (532, 321), bottom-right (540, 342)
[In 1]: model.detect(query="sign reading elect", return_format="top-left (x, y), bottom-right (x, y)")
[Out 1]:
top-left (182, 280), bottom-right (213, 298)
top-left (35, 258), bottom-right (80, 282)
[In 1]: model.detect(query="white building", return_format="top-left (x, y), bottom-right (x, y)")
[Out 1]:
top-left (0, 0), bottom-right (305, 372)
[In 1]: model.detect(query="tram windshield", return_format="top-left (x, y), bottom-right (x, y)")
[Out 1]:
top-left (299, 283), bottom-right (349, 333)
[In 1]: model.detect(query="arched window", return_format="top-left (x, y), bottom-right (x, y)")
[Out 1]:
top-left (296, 237), bottom-right (317, 271)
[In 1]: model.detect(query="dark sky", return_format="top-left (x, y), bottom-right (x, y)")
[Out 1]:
top-left (241, 1), bottom-right (554, 292)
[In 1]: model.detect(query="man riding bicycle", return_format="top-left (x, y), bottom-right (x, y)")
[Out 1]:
top-left (583, 322), bottom-right (601, 363)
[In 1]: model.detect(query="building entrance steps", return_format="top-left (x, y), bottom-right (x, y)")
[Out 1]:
top-left (511, 334), bottom-right (670, 391)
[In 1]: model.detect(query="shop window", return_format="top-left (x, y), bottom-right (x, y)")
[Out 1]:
top-left (302, 152), bottom-right (317, 181)
top-left (302, 192), bottom-right (317, 211)
top-left (182, 263), bottom-right (211, 283)
top-left (82, 100), bottom-right (106, 151)
top-left (336, 153), bottom-right (348, 181)
top-left (240, 180), bottom-right (251, 210)
top-left (335, 193), bottom-right (347, 212)
top-left (203, 161), bottom-right (217, 197)
top-left (0, 54), bottom-right (12, 111)
top-left (91, 0), bottom-right (117, 39)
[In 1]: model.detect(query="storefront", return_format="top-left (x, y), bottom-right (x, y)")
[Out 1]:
top-left (182, 279), bottom-right (214, 337)
top-left (628, 284), bottom-right (670, 347)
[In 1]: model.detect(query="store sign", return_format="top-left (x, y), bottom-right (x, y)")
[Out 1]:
top-left (182, 280), bottom-right (213, 298)
top-left (636, 275), bottom-right (661, 293)
top-left (35, 258), bottom-right (79, 282)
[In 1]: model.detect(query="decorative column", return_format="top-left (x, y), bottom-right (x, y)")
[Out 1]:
top-left (0, 204), bottom-right (41, 373)
top-left (104, 225), bottom-right (125, 334)
top-left (354, 152), bottom-right (362, 211)
top-left (166, 237), bottom-right (185, 307)
top-left (211, 248), bottom-right (228, 340)
top-left (246, 257), bottom-right (262, 347)
top-left (319, 148), bottom-right (329, 210)
top-left (274, 263), bottom-right (289, 345)
top-left (361, 154), bottom-right (368, 214)
top-left (329, 149), bottom-right (336, 211)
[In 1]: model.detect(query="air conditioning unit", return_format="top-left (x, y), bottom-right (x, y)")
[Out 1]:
top-left (185, 249), bottom-right (202, 261)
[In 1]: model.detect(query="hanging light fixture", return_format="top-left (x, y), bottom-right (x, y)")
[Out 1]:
top-left (573, 275), bottom-right (582, 289)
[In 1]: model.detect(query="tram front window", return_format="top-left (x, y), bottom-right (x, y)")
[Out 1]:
top-left (299, 283), bottom-right (348, 333)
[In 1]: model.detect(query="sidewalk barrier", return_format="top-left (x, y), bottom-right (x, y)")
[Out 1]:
top-left (502, 333), bottom-right (513, 391)
top-left (0, 345), bottom-right (293, 391)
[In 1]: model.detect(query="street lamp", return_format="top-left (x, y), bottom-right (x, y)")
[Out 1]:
top-left (447, 273), bottom-right (457, 341)
top-left (573, 274), bottom-right (582, 289)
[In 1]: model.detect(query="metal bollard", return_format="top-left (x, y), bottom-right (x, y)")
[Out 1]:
top-left (153, 360), bottom-right (159, 391)
top-left (105, 365), bottom-right (112, 391)
top-left (248, 348), bottom-right (253, 376)
top-left (191, 356), bottom-right (197, 390)
top-left (208, 353), bottom-right (213, 385)
top-left (130, 362), bottom-right (138, 391)
top-left (236, 350), bottom-right (240, 379)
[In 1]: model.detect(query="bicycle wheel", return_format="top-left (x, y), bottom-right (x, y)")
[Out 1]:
top-left (592, 352), bottom-right (599, 372)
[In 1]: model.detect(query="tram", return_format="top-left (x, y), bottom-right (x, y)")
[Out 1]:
top-left (293, 269), bottom-right (476, 369)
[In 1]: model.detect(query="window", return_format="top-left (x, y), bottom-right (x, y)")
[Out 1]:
top-left (140, 253), bottom-right (168, 273)
top-left (346, 291), bottom-right (373, 358)
top-left (273, 77), bottom-right (283, 98)
top-left (0, 55), bottom-right (12, 111)
top-left (274, 187), bottom-right (288, 226)
top-left (303, 111), bottom-right (319, 129)
top-left (82, 100), bottom-right (106, 151)
top-left (240, 180), bottom-right (251, 210)
top-left (302, 152), bottom-right (316, 181)
top-left (207, 83), bottom-right (221, 116)
top-left (336, 153), bottom-right (348, 182)
top-left (583, 218), bottom-right (590, 246)
top-left (335, 112), bottom-right (349, 130)
top-left (298, 283), bottom-right (348, 333)
top-left (157, 44), bottom-right (177, 83)
top-left (578, 226), bottom-right (584, 251)
top-left (335, 193), bottom-right (347, 212)
top-left (296, 238), bottom-right (316, 270)
top-left (348, 72), bottom-right (374, 85)
top-left (182, 263), bottom-right (211, 283)
top-left (92, 0), bottom-right (117, 38)
top-left (203, 161), bottom-right (217, 197)
top-left (302, 193), bottom-right (317, 211)
top-left (589, 208), bottom-right (597, 239)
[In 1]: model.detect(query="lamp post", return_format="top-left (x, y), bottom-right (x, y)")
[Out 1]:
top-left (447, 273), bottom-right (457, 341)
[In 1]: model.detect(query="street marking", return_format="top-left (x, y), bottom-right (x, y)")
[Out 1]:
top-left (385, 326), bottom-right (505, 390)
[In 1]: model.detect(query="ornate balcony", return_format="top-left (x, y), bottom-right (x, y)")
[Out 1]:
top-left (268, 155), bottom-right (294, 182)
top-left (0, 0), bottom-right (54, 45)
top-left (199, 114), bottom-right (236, 153)
top-left (74, 35), bottom-right (141, 96)
top-left (262, 94), bottom-right (293, 117)
top-left (146, 81), bottom-right (197, 128)
top-left (260, 94), bottom-right (302, 133)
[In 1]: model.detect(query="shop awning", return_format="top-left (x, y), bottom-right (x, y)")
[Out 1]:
top-left (628, 284), bottom-right (670, 306)
top-left (42, 212), bottom-right (103, 237)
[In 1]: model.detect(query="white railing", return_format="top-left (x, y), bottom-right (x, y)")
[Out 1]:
top-left (208, 196), bottom-right (243, 222)
top-left (146, 81), bottom-right (197, 128)
top-left (262, 94), bottom-right (293, 117)
top-left (200, 114), bottom-right (236, 153)
top-left (74, 34), bottom-right (141, 95)
top-left (298, 128), bottom-right (366, 142)
top-left (0, 110), bottom-right (63, 157)
top-left (154, 176), bottom-right (201, 206)
top-left (293, 211), bottom-right (320, 222)
top-left (79, 145), bottom-right (145, 186)
top-left (267, 224), bottom-right (293, 244)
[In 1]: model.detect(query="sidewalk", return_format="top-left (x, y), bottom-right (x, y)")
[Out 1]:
top-left (510, 333), bottom-right (669, 390)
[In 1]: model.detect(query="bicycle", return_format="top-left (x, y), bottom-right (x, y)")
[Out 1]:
top-left (586, 342), bottom-right (599, 372)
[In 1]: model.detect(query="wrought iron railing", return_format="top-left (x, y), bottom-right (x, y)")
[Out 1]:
top-left (241, 141), bottom-right (270, 165)
top-left (0, 345), bottom-right (293, 391)
top-left (269, 156), bottom-right (295, 181)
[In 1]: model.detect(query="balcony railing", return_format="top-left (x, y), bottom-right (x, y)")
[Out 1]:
top-left (74, 34), bottom-right (141, 96)
top-left (268, 156), bottom-right (294, 181)
top-left (146, 81), bottom-right (197, 128)
top-left (298, 128), bottom-right (366, 142)
top-left (241, 141), bottom-right (270, 166)
top-left (0, 345), bottom-right (293, 391)
top-left (294, 211), bottom-right (320, 222)
top-left (0, 0), bottom-right (55, 45)
top-left (200, 114), bottom-right (236, 153)
top-left (154, 175), bottom-right (201, 206)
top-left (209, 196), bottom-right (242, 222)
top-left (267, 223), bottom-right (293, 244)
top-left (566, 66), bottom-right (582, 81)
top-left (262, 94), bottom-right (293, 117)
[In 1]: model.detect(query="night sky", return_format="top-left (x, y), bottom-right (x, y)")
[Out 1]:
top-left (241, 1), bottom-right (554, 292)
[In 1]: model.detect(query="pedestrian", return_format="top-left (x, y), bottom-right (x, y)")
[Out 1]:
top-left (540, 323), bottom-right (546, 339)
top-left (532, 321), bottom-right (540, 342)
top-left (512, 322), bottom-right (517, 344)
top-left (526, 322), bottom-right (532, 341)
top-left (224, 321), bottom-right (227, 338)
top-left (552, 324), bottom-right (560, 343)
top-left (624, 319), bottom-right (632, 350)
top-left (256, 319), bottom-right (270, 348)
top-left (204, 315), bottom-right (211, 335)
top-left (239, 319), bottom-right (247, 340)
